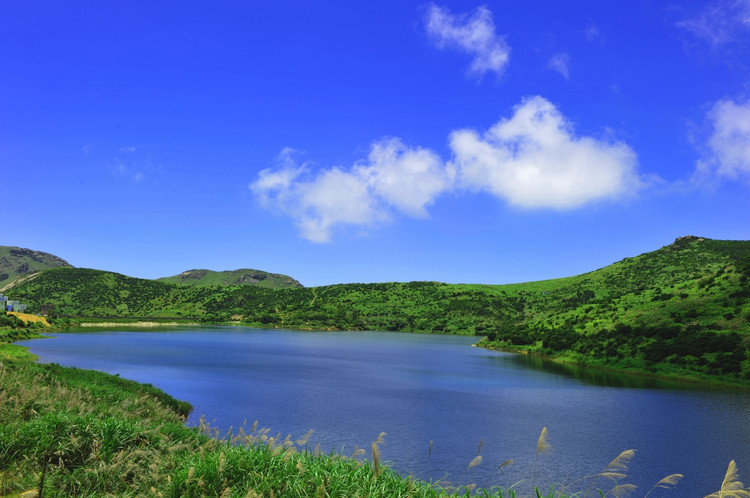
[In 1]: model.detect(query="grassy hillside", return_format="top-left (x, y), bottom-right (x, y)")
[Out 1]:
top-left (158, 268), bottom-right (303, 289)
top-left (482, 236), bottom-right (750, 383)
top-left (6, 236), bottom-right (750, 384)
top-left (0, 245), bottom-right (72, 291)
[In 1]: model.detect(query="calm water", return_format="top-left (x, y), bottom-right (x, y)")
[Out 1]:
top-left (17, 328), bottom-right (750, 496)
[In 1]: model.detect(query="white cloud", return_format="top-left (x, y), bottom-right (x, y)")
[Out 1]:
top-left (296, 167), bottom-right (382, 243)
top-left (547, 53), bottom-right (570, 79)
top-left (251, 148), bottom-right (308, 207)
top-left (356, 138), bottom-right (453, 217)
top-left (251, 99), bottom-right (648, 242)
top-left (425, 4), bottom-right (510, 78)
top-left (250, 140), bottom-right (453, 243)
top-left (678, 0), bottom-right (750, 45)
top-left (696, 98), bottom-right (750, 182)
top-left (450, 96), bottom-right (642, 209)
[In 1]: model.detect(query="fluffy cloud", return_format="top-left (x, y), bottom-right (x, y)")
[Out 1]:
top-left (424, 4), bottom-right (510, 78)
top-left (250, 140), bottom-right (452, 243)
top-left (450, 96), bottom-right (642, 209)
top-left (357, 138), bottom-right (453, 217)
top-left (697, 98), bottom-right (750, 181)
top-left (252, 98), bottom-right (646, 242)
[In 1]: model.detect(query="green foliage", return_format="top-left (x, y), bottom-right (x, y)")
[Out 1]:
top-left (0, 310), bottom-right (25, 329)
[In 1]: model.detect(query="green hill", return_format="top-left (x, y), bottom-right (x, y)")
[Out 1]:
top-left (6, 236), bottom-right (750, 385)
top-left (157, 268), bottom-right (303, 289)
top-left (0, 245), bottom-right (72, 291)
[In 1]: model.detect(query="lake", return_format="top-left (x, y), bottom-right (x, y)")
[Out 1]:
top-left (16, 327), bottom-right (750, 496)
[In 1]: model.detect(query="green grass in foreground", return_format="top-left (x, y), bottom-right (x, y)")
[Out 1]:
top-left (2, 337), bottom-right (750, 497)
top-left (0, 346), bottom-right (475, 497)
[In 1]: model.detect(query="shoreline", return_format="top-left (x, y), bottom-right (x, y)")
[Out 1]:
top-left (477, 338), bottom-right (750, 391)
top-left (77, 321), bottom-right (195, 328)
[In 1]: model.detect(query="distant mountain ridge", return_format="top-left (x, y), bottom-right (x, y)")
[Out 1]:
top-left (0, 246), bottom-right (72, 291)
top-left (1, 245), bottom-right (302, 291)
top-left (158, 269), bottom-right (303, 289)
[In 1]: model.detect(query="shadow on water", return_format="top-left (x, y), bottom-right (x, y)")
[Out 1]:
top-left (486, 352), bottom-right (709, 390)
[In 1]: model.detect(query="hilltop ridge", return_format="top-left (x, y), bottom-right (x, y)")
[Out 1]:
top-left (0, 246), bottom-right (72, 291)
top-left (0, 245), bottom-right (302, 291)
top-left (158, 268), bottom-right (303, 289)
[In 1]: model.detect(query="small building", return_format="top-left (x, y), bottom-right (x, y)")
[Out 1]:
top-left (40, 304), bottom-right (55, 316)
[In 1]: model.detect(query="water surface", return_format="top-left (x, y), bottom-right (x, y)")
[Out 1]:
top-left (17, 328), bottom-right (750, 496)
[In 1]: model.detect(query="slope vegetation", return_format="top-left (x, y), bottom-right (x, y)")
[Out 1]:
top-left (6, 236), bottom-right (750, 384)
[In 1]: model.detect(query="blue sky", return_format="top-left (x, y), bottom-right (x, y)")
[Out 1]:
top-left (2, 1), bottom-right (749, 287)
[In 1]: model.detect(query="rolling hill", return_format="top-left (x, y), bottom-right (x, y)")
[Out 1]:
top-left (157, 268), bottom-right (303, 289)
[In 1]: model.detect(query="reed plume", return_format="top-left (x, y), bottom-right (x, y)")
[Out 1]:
top-left (371, 441), bottom-right (381, 477)
top-left (428, 440), bottom-right (434, 482)
top-left (644, 473), bottom-right (683, 497)
top-left (600, 449), bottom-right (636, 482)
top-left (458, 438), bottom-right (485, 487)
top-left (605, 483), bottom-right (636, 497)
top-left (352, 447), bottom-right (366, 460)
top-left (497, 458), bottom-right (514, 484)
top-left (532, 426), bottom-right (551, 491)
top-left (704, 460), bottom-right (750, 498)
top-left (296, 429), bottom-right (313, 447)
top-left (370, 432), bottom-right (386, 478)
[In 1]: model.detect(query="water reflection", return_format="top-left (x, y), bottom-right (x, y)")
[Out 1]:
top-left (483, 350), bottom-right (709, 390)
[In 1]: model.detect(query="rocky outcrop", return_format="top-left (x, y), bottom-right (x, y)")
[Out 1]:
top-left (0, 246), bottom-right (73, 289)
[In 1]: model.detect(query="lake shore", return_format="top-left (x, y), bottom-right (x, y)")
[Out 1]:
top-left (477, 337), bottom-right (750, 391)
top-left (78, 321), bottom-right (192, 328)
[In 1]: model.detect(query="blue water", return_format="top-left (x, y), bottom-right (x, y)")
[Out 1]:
top-left (16, 328), bottom-right (750, 496)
